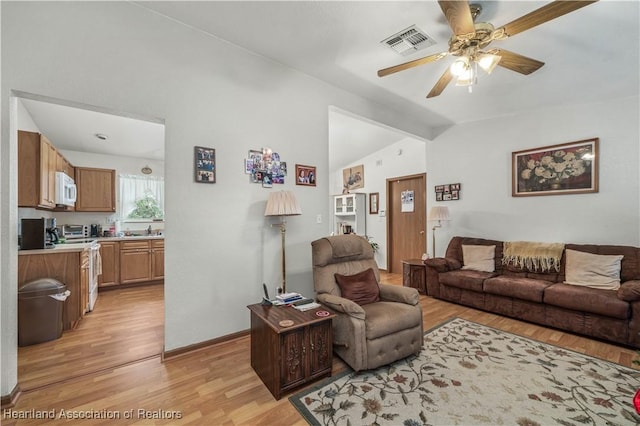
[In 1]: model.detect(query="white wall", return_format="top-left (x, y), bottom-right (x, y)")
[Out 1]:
top-left (426, 96), bottom-right (640, 256)
top-left (0, 1), bottom-right (436, 397)
top-left (16, 99), bottom-right (40, 132)
top-left (330, 138), bottom-right (427, 268)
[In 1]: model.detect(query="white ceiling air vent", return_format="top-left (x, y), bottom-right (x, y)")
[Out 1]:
top-left (381, 25), bottom-right (437, 56)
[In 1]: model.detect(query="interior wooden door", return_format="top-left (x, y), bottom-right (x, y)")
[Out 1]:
top-left (386, 173), bottom-right (426, 273)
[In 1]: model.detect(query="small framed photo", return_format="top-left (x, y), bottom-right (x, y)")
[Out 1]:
top-left (295, 164), bottom-right (316, 187)
top-left (369, 192), bottom-right (379, 214)
top-left (195, 146), bottom-right (216, 183)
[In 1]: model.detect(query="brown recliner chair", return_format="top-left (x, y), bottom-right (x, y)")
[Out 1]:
top-left (311, 234), bottom-right (423, 371)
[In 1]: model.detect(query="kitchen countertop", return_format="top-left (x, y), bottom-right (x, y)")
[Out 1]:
top-left (18, 235), bottom-right (164, 255)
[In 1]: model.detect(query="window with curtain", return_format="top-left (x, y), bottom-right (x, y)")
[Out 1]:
top-left (119, 174), bottom-right (164, 220)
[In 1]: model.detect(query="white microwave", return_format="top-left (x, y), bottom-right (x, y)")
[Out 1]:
top-left (55, 172), bottom-right (77, 207)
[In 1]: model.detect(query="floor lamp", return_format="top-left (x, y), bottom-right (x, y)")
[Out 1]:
top-left (264, 191), bottom-right (302, 295)
top-left (428, 206), bottom-right (450, 258)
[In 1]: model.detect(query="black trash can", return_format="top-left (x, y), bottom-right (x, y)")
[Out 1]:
top-left (18, 278), bottom-right (70, 347)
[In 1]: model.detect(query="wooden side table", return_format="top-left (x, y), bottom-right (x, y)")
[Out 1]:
top-left (402, 259), bottom-right (427, 295)
top-left (247, 303), bottom-right (336, 400)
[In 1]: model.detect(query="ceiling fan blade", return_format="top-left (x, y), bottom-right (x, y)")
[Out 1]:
top-left (378, 52), bottom-right (448, 77)
top-left (497, 0), bottom-right (598, 38)
top-left (438, 0), bottom-right (476, 39)
top-left (488, 49), bottom-right (544, 75)
top-left (427, 69), bottom-right (453, 98)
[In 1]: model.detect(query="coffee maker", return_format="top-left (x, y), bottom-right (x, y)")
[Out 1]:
top-left (20, 218), bottom-right (58, 250)
top-left (46, 218), bottom-right (60, 246)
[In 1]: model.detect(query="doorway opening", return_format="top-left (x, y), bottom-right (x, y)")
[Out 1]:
top-left (14, 92), bottom-right (166, 391)
top-left (328, 107), bottom-right (427, 270)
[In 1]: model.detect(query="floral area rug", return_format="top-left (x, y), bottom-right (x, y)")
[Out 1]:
top-left (289, 318), bottom-right (640, 426)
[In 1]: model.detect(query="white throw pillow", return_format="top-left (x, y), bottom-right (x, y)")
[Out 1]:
top-left (461, 245), bottom-right (496, 272)
top-left (564, 249), bottom-right (623, 290)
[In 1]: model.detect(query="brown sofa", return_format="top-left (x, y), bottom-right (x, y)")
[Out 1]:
top-left (424, 236), bottom-right (640, 348)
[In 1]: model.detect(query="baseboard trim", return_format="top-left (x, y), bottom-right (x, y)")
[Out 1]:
top-left (1, 384), bottom-right (22, 409)
top-left (162, 329), bottom-right (250, 361)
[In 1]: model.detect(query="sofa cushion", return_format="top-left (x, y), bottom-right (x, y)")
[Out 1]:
top-left (334, 268), bottom-right (380, 305)
top-left (440, 270), bottom-right (495, 292)
top-left (544, 284), bottom-right (629, 319)
top-left (362, 301), bottom-right (422, 340)
top-left (461, 245), bottom-right (496, 272)
top-left (483, 276), bottom-right (554, 303)
top-left (564, 249), bottom-right (623, 290)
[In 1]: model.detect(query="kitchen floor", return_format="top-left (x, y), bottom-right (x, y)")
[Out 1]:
top-left (18, 284), bottom-right (164, 391)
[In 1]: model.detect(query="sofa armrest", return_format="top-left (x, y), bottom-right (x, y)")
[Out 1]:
top-left (423, 257), bottom-right (462, 273)
top-left (316, 293), bottom-right (366, 320)
top-left (618, 280), bottom-right (640, 302)
top-left (423, 257), bottom-right (461, 299)
top-left (379, 284), bottom-right (420, 305)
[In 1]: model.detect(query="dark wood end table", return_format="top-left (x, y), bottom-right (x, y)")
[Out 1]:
top-left (402, 259), bottom-right (427, 295)
top-left (247, 303), bottom-right (336, 400)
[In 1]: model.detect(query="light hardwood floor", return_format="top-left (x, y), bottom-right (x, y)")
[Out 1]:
top-left (18, 283), bottom-right (164, 391)
top-left (5, 273), bottom-right (638, 425)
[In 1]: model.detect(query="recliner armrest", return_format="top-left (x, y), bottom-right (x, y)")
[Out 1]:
top-left (379, 284), bottom-right (420, 305)
top-left (618, 280), bottom-right (640, 302)
top-left (424, 257), bottom-right (462, 273)
top-left (317, 293), bottom-right (366, 320)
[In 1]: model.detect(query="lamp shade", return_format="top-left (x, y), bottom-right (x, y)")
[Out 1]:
top-left (428, 206), bottom-right (450, 222)
top-left (264, 191), bottom-right (302, 217)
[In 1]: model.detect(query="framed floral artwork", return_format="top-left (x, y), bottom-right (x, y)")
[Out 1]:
top-left (195, 146), bottom-right (216, 183)
top-left (512, 138), bottom-right (599, 197)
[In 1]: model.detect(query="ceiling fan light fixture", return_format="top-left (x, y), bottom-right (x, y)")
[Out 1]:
top-left (450, 57), bottom-right (470, 77)
top-left (477, 53), bottom-right (501, 74)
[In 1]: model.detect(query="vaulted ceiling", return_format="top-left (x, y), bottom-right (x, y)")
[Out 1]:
top-left (18, 1), bottom-right (640, 164)
top-left (138, 1), bottom-right (639, 131)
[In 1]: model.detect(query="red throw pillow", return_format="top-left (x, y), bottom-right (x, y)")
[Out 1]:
top-left (334, 268), bottom-right (380, 305)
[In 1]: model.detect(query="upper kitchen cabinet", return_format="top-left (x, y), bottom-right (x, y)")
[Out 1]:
top-left (75, 167), bottom-right (116, 212)
top-left (18, 130), bottom-right (57, 209)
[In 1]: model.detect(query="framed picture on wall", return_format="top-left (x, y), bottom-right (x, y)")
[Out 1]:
top-left (512, 138), bottom-right (599, 196)
top-left (369, 192), bottom-right (379, 214)
top-left (194, 146), bottom-right (216, 183)
top-left (342, 164), bottom-right (364, 191)
top-left (295, 164), bottom-right (316, 186)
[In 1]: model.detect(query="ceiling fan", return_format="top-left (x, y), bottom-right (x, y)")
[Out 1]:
top-left (377, 0), bottom-right (598, 98)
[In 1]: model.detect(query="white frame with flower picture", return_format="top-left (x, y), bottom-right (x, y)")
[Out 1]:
top-left (512, 138), bottom-right (599, 197)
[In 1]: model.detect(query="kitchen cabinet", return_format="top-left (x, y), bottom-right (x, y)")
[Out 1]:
top-left (55, 151), bottom-right (74, 179)
top-left (151, 239), bottom-right (165, 280)
top-left (18, 130), bottom-right (57, 209)
top-left (98, 241), bottom-right (120, 287)
top-left (332, 193), bottom-right (366, 235)
top-left (120, 239), bottom-right (164, 284)
top-left (75, 167), bottom-right (116, 212)
top-left (18, 251), bottom-right (87, 330)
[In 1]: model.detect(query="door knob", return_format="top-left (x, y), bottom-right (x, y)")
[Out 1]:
top-left (420, 230), bottom-right (425, 235)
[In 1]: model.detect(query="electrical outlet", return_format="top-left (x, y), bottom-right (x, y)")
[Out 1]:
top-left (316, 214), bottom-right (322, 224)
